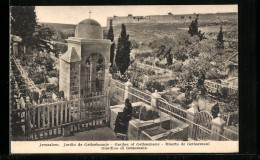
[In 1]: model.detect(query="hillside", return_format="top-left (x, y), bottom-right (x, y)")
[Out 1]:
top-left (107, 12), bottom-right (238, 27)
top-left (39, 12), bottom-right (238, 62)
top-left (38, 22), bottom-right (76, 35)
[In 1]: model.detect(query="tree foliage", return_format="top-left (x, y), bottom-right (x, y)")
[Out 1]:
top-left (216, 25), bottom-right (224, 52)
top-left (165, 47), bottom-right (173, 65)
top-left (217, 25), bottom-right (224, 43)
top-left (115, 24), bottom-right (131, 74)
top-left (146, 81), bottom-right (165, 93)
top-left (11, 6), bottom-right (54, 53)
top-left (106, 23), bottom-right (115, 66)
top-left (11, 6), bottom-right (37, 46)
top-left (188, 14), bottom-right (206, 41)
top-left (110, 43), bottom-right (115, 66)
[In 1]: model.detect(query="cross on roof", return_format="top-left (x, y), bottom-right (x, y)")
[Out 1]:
top-left (89, 10), bottom-right (92, 19)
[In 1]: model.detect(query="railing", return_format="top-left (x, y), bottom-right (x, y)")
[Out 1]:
top-left (131, 87), bottom-right (151, 104)
top-left (113, 79), bottom-right (151, 104)
top-left (157, 99), bottom-right (187, 122)
top-left (204, 80), bottom-right (238, 93)
top-left (223, 126), bottom-right (238, 141)
top-left (113, 79), bottom-right (125, 102)
top-left (220, 111), bottom-right (239, 127)
top-left (11, 94), bottom-right (109, 141)
top-left (157, 105), bottom-right (232, 141)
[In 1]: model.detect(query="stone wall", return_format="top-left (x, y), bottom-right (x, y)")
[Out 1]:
top-left (59, 59), bottom-right (70, 99)
top-left (70, 62), bottom-right (80, 98)
top-left (107, 12), bottom-right (238, 27)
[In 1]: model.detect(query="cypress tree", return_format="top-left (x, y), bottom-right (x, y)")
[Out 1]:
top-left (165, 47), bottom-right (173, 65)
top-left (106, 23), bottom-right (115, 66)
top-left (115, 24), bottom-right (131, 75)
top-left (217, 25), bottom-right (224, 49)
top-left (188, 14), bottom-right (206, 41)
top-left (11, 6), bottom-right (37, 48)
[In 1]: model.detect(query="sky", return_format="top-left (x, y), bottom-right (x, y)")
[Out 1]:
top-left (35, 5), bottom-right (238, 27)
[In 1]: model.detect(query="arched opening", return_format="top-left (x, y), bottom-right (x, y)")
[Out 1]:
top-left (81, 53), bottom-right (105, 95)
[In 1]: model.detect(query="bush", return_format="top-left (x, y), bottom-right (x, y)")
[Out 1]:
top-left (44, 57), bottom-right (55, 72)
top-left (46, 84), bottom-right (59, 93)
top-left (146, 81), bottom-right (165, 93)
top-left (132, 106), bottom-right (160, 121)
top-left (165, 79), bottom-right (178, 87)
top-left (218, 87), bottom-right (229, 99)
top-left (48, 70), bottom-right (58, 78)
top-left (147, 69), bottom-right (155, 75)
top-left (30, 72), bottom-right (48, 84)
top-left (135, 52), bottom-right (152, 59)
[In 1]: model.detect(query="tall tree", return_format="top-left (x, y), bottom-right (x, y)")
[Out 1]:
top-left (188, 14), bottom-right (206, 41)
top-left (165, 47), bottom-right (173, 65)
top-left (11, 6), bottom-right (54, 53)
top-left (106, 23), bottom-right (115, 66)
top-left (115, 24), bottom-right (131, 74)
top-left (11, 6), bottom-right (37, 48)
top-left (216, 25), bottom-right (224, 49)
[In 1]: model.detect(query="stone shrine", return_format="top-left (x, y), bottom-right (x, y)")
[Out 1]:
top-left (59, 19), bottom-right (112, 100)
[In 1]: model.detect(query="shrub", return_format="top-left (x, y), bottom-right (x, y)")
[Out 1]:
top-left (165, 79), bottom-right (177, 87)
top-left (46, 84), bottom-right (59, 93)
top-left (146, 81), bottom-right (165, 93)
top-left (147, 69), bottom-right (155, 75)
top-left (48, 70), bottom-right (58, 78)
top-left (218, 87), bottom-right (229, 99)
top-left (132, 106), bottom-right (160, 121)
top-left (30, 72), bottom-right (48, 84)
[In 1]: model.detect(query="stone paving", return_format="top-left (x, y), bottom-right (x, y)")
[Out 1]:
top-left (46, 127), bottom-right (121, 141)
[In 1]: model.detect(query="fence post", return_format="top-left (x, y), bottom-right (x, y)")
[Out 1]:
top-left (106, 88), bottom-right (111, 123)
top-left (186, 104), bottom-right (198, 139)
top-left (151, 90), bottom-right (161, 109)
top-left (25, 96), bottom-right (31, 139)
top-left (210, 114), bottom-right (226, 140)
top-left (13, 43), bottom-right (19, 56)
top-left (124, 79), bottom-right (133, 101)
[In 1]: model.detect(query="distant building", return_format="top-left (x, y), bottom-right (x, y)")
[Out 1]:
top-left (59, 19), bottom-right (112, 100)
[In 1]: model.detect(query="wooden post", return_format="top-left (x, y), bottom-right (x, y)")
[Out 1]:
top-left (124, 79), bottom-right (133, 102)
top-left (210, 114), bottom-right (226, 140)
top-left (186, 104), bottom-right (199, 139)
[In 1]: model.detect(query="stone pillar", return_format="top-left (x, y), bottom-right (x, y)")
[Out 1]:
top-left (151, 90), bottom-right (161, 109)
top-left (104, 68), bottom-right (109, 93)
top-left (143, 75), bottom-right (149, 84)
top-left (13, 43), bottom-right (18, 56)
top-left (124, 79), bottom-right (133, 101)
top-left (186, 104), bottom-right (199, 139)
top-left (210, 114), bottom-right (226, 140)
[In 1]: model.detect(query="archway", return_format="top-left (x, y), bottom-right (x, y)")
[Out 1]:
top-left (81, 53), bottom-right (105, 95)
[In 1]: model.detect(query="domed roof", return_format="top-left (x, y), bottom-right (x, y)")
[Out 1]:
top-left (75, 19), bottom-right (103, 39)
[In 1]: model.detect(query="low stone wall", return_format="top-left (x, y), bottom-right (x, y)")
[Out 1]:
top-left (110, 101), bottom-right (189, 140)
top-left (110, 102), bottom-right (147, 131)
